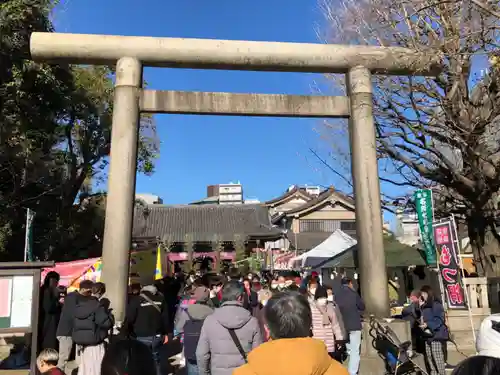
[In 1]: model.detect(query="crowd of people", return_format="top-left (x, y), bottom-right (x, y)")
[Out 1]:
top-left (36, 269), bottom-right (366, 375)
top-left (34, 267), bottom-right (500, 375)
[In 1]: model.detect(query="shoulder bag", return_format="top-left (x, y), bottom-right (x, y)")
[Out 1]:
top-left (226, 328), bottom-right (248, 363)
top-left (140, 293), bottom-right (161, 313)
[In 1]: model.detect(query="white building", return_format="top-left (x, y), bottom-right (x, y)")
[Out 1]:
top-left (395, 209), bottom-right (420, 245)
top-left (206, 182), bottom-right (244, 205)
top-left (136, 193), bottom-right (163, 205)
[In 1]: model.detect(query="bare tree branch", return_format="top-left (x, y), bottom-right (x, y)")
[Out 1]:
top-left (318, 0), bottom-right (500, 275)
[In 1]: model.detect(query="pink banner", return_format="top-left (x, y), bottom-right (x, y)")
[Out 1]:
top-left (42, 251), bottom-right (237, 288)
top-left (41, 258), bottom-right (99, 287)
top-left (273, 251), bottom-right (296, 270)
top-left (0, 278), bottom-right (12, 317)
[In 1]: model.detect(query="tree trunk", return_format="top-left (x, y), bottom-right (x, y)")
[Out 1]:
top-left (467, 211), bottom-right (500, 277)
top-left (215, 244), bottom-right (221, 273)
top-left (186, 246), bottom-right (193, 272)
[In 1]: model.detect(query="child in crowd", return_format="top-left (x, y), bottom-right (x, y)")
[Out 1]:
top-left (36, 349), bottom-right (64, 375)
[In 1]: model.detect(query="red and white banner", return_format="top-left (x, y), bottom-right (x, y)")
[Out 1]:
top-left (273, 251), bottom-right (296, 270)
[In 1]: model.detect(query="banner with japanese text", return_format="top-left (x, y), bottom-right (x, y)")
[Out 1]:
top-left (414, 189), bottom-right (437, 265)
top-left (433, 220), bottom-right (466, 309)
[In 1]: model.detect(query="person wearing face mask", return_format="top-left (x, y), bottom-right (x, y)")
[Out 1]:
top-left (325, 286), bottom-right (335, 302)
top-left (310, 286), bottom-right (347, 360)
top-left (242, 279), bottom-right (259, 315)
top-left (276, 275), bottom-right (287, 291)
top-left (209, 278), bottom-right (224, 308)
top-left (335, 277), bottom-right (365, 375)
top-left (307, 280), bottom-right (319, 302)
top-left (324, 285), bottom-right (348, 361)
top-left (92, 282), bottom-right (111, 311)
top-left (419, 285), bottom-right (448, 375)
top-left (256, 289), bottom-right (272, 342)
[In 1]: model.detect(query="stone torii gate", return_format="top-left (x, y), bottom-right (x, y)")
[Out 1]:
top-left (30, 32), bottom-right (441, 322)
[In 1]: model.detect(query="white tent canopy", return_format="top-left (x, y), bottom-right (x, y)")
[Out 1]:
top-left (290, 229), bottom-right (357, 267)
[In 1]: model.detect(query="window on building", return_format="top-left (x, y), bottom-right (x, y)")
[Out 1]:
top-left (300, 220), bottom-right (333, 232)
top-left (299, 220), bottom-right (337, 232)
top-left (340, 221), bottom-right (357, 231)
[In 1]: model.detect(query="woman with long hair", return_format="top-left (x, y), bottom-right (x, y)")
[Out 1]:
top-left (419, 285), bottom-right (448, 375)
top-left (38, 271), bottom-right (62, 351)
top-left (309, 285), bottom-right (346, 360)
top-left (306, 278), bottom-right (319, 302)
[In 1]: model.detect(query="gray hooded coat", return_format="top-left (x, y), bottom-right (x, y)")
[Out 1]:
top-left (196, 301), bottom-right (263, 375)
top-left (174, 303), bottom-right (214, 335)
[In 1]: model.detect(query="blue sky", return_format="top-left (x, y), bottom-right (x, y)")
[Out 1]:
top-left (52, 0), bottom-right (346, 204)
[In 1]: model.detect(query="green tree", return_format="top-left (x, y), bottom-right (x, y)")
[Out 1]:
top-left (0, 0), bottom-right (159, 261)
top-left (233, 234), bottom-right (248, 274)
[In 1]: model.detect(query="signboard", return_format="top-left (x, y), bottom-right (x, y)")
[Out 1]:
top-left (433, 220), bottom-right (466, 309)
top-left (414, 189), bottom-right (437, 265)
top-left (0, 275), bottom-right (34, 328)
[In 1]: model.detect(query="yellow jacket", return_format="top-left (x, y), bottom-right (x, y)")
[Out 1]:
top-left (233, 337), bottom-right (348, 375)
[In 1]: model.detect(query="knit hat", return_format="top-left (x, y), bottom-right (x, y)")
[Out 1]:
top-left (477, 314), bottom-right (500, 358)
top-left (192, 286), bottom-right (210, 303)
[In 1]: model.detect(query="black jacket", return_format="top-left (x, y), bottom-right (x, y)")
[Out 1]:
top-left (335, 285), bottom-right (365, 332)
top-left (402, 303), bottom-right (421, 326)
top-left (72, 294), bottom-right (114, 346)
top-left (38, 285), bottom-right (62, 350)
top-left (56, 291), bottom-right (79, 337)
top-left (242, 290), bottom-right (258, 312)
top-left (125, 288), bottom-right (170, 337)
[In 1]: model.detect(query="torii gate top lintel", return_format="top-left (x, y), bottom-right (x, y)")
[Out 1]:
top-left (30, 32), bottom-right (442, 76)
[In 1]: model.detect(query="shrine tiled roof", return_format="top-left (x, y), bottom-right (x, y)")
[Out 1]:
top-left (132, 204), bottom-right (283, 243)
top-left (264, 186), bottom-right (313, 206)
top-left (285, 187), bottom-right (354, 216)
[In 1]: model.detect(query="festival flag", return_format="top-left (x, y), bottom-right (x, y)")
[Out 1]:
top-left (414, 189), bottom-right (437, 265)
top-left (155, 245), bottom-right (162, 280)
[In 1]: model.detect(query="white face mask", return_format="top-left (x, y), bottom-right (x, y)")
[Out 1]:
top-left (210, 290), bottom-right (216, 298)
top-left (327, 295), bottom-right (334, 302)
top-left (309, 288), bottom-right (317, 296)
top-left (278, 283), bottom-right (285, 289)
top-left (316, 298), bottom-right (327, 305)
top-left (271, 284), bottom-right (278, 290)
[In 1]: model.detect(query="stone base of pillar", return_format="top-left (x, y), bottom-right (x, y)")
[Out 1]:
top-left (360, 319), bottom-right (411, 357)
top-left (358, 319), bottom-right (413, 375)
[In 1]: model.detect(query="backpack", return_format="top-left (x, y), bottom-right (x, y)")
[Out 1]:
top-left (72, 302), bottom-right (113, 347)
top-left (182, 311), bottom-right (206, 363)
top-left (72, 310), bottom-right (101, 346)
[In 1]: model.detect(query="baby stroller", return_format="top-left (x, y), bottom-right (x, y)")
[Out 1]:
top-left (368, 316), bottom-right (428, 375)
